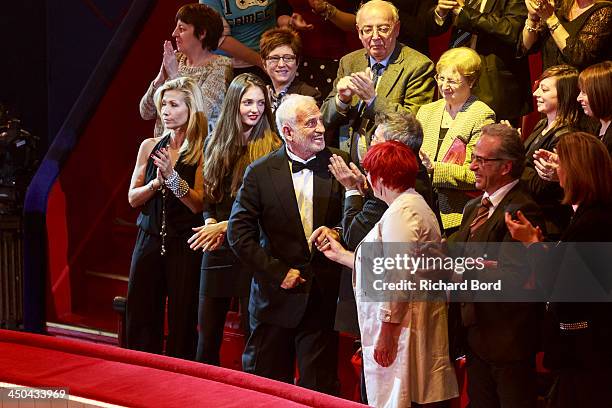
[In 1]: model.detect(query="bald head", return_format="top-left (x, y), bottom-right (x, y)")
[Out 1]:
top-left (355, 0), bottom-right (400, 62)
top-left (356, 0), bottom-right (399, 25)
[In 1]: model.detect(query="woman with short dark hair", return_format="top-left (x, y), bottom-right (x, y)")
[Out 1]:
top-left (140, 3), bottom-right (232, 136)
top-left (259, 27), bottom-right (320, 113)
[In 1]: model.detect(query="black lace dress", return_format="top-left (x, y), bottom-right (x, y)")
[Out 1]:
top-left (542, 2), bottom-right (612, 70)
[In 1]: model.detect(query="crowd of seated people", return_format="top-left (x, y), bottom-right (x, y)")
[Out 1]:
top-left (126, 0), bottom-right (612, 406)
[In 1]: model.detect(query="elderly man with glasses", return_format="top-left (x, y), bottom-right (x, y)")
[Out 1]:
top-left (321, 0), bottom-right (435, 165)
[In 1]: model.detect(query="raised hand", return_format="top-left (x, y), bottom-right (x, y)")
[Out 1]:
top-left (308, 0), bottom-right (326, 14)
top-left (435, 0), bottom-right (459, 19)
top-left (499, 120), bottom-right (522, 136)
top-left (290, 13), bottom-right (314, 31)
top-left (350, 68), bottom-right (376, 104)
top-left (533, 148), bottom-right (559, 182)
top-left (525, 0), bottom-right (540, 19)
top-left (328, 154), bottom-right (366, 190)
top-left (534, 0), bottom-right (555, 20)
top-left (336, 76), bottom-right (355, 103)
top-left (504, 210), bottom-right (543, 246)
top-left (162, 40), bottom-right (179, 80)
top-left (152, 146), bottom-right (173, 179)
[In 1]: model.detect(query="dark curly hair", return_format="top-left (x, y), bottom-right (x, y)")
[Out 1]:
top-left (176, 3), bottom-right (223, 51)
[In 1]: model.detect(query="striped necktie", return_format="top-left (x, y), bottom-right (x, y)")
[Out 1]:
top-left (451, 0), bottom-right (481, 48)
top-left (371, 62), bottom-right (385, 86)
top-left (469, 196), bottom-right (492, 238)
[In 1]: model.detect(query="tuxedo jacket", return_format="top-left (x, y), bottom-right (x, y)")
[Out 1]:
top-left (418, 96), bottom-right (495, 229)
top-left (321, 43), bottom-right (435, 161)
top-left (449, 181), bottom-right (544, 362)
top-left (430, 0), bottom-right (532, 119)
top-left (227, 146), bottom-right (347, 329)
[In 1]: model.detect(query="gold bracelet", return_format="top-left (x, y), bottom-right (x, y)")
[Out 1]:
top-left (548, 19), bottom-right (561, 33)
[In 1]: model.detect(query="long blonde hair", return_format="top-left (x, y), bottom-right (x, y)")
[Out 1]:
top-left (154, 76), bottom-right (207, 165)
top-left (203, 74), bottom-right (281, 202)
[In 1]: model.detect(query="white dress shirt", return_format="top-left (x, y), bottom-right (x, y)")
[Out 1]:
top-left (286, 148), bottom-right (315, 246)
top-left (483, 179), bottom-right (519, 218)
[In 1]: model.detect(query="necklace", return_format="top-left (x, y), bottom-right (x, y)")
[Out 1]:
top-left (160, 186), bottom-right (167, 256)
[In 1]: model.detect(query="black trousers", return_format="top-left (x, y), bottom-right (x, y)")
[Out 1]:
top-left (125, 230), bottom-right (201, 360)
top-left (195, 295), bottom-right (249, 365)
top-left (466, 351), bottom-right (537, 408)
top-left (242, 313), bottom-right (340, 395)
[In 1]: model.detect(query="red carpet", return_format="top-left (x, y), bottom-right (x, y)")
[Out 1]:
top-left (0, 329), bottom-right (365, 407)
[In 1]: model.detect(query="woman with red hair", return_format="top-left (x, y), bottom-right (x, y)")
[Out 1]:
top-left (315, 141), bottom-right (458, 407)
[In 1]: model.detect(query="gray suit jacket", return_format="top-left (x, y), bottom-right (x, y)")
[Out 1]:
top-left (321, 43), bottom-right (435, 161)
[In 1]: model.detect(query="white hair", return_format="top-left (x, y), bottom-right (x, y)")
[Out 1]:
top-left (355, 0), bottom-right (399, 25)
top-left (275, 94), bottom-right (317, 139)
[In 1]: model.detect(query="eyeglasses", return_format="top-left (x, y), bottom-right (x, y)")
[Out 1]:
top-left (434, 75), bottom-right (464, 88)
top-left (358, 24), bottom-right (394, 37)
top-left (470, 154), bottom-right (506, 165)
top-left (265, 54), bottom-right (297, 65)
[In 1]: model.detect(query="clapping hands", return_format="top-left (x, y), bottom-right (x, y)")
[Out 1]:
top-left (531, 0), bottom-right (555, 20)
top-left (336, 68), bottom-right (377, 104)
top-left (162, 40), bottom-right (179, 79)
top-left (533, 148), bottom-right (559, 182)
top-left (151, 146), bottom-right (173, 179)
top-left (435, 0), bottom-right (460, 19)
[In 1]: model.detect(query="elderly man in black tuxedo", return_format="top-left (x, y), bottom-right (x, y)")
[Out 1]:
top-left (448, 123), bottom-right (543, 407)
top-left (321, 0), bottom-right (435, 164)
top-left (227, 94), bottom-right (348, 394)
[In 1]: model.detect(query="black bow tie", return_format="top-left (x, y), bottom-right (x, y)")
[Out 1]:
top-left (291, 158), bottom-right (322, 173)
